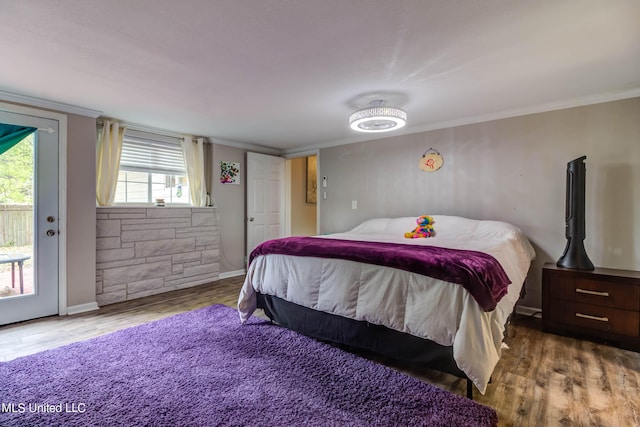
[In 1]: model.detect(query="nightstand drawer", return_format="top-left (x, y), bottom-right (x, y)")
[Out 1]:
top-left (548, 300), bottom-right (640, 337)
top-left (546, 273), bottom-right (640, 311)
top-left (543, 264), bottom-right (640, 351)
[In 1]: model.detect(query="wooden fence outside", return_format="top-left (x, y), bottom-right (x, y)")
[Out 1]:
top-left (0, 205), bottom-right (33, 247)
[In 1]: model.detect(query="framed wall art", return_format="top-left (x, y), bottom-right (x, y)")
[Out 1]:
top-left (220, 161), bottom-right (240, 184)
top-left (306, 156), bottom-right (317, 203)
top-left (419, 148), bottom-right (444, 172)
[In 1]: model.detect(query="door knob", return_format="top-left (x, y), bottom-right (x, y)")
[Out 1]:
top-left (249, 217), bottom-right (254, 222)
top-left (46, 230), bottom-right (56, 237)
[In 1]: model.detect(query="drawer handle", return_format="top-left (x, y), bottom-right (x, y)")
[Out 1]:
top-left (575, 288), bottom-right (609, 297)
top-left (576, 313), bottom-right (609, 322)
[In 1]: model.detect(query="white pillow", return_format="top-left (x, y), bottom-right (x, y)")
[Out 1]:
top-left (475, 220), bottom-right (536, 259)
top-left (384, 217), bottom-right (422, 235)
top-left (430, 215), bottom-right (479, 236)
top-left (475, 220), bottom-right (521, 239)
top-left (349, 218), bottom-right (392, 233)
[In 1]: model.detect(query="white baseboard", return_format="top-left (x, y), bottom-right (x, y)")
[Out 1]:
top-left (66, 302), bottom-right (100, 316)
top-left (219, 269), bottom-right (246, 279)
top-left (516, 305), bottom-right (542, 318)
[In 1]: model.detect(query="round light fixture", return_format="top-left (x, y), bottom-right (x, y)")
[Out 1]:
top-left (349, 100), bottom-right (407, 133)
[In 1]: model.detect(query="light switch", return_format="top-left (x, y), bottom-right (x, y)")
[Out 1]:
top-left (351, 200), bottom-right (357, 209)
top-left (322, 176), bottom-right (328, 188)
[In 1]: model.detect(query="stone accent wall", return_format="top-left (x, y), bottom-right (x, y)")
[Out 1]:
top-left (96, 207), bottom-right (220, 306)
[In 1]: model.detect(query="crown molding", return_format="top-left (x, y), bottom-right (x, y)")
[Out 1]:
top-left (281, 148), bottom-right (319, 159)
top-left (403, 87), bottom-right (640, 138)
top-left (210, 137), bottom-right (282, 156)
top-left (0, 90), bottom-right (102, 118)
top-left (283, 88), bottom-right (640, 155)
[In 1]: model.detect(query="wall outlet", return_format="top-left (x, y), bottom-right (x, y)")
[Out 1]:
top-left (351, 200), bottom-right (357, 209)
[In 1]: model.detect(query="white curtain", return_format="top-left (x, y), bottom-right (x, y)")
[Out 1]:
top-left (204, 142), bottom-right (213, 206)
top-left (96, 120), bottom-right (126, 206)
top-left (181, 136), bottom-right (207, 207)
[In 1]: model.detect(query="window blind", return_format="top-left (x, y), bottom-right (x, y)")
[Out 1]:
top-left (119, 131), bottom-right (186, 175)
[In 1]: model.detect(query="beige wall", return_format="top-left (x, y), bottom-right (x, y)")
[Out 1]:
top-left (66, 113), bottom-right (97, 307)
top-left (211, 143), bottom-right (248, 273)
top-left (319, 97), bottom-right (640, 309)
top-left (290, 156), bottom-right (317, 236)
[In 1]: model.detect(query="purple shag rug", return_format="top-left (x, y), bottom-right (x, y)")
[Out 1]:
top-left (0, 304), bottom-right (497, 426)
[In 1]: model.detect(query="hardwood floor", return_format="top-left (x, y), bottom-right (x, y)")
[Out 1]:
top-left (1, 276), bottom-right (638, 426)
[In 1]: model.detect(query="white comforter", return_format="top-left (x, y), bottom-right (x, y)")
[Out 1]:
top-left (238, 215), bottom-right (535, 394)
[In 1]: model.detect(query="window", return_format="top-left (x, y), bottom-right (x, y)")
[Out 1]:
top-left (114, 129), bottom-right (191, 205)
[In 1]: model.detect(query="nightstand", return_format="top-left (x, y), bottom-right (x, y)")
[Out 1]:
top-left (542, 263), bottom-right (640, 351)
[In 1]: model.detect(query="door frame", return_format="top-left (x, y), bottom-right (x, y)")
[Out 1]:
top-left (0, 101), bottom-right (68, 316)
top-left (283, 149), bottom-right (320, 236)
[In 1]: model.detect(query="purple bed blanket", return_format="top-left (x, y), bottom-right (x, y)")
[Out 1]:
top-left (250, 236), bottom-right (512, 311)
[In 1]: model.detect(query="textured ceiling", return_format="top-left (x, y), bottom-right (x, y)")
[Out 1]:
top-left (1, 0), bottom-right (639, 153)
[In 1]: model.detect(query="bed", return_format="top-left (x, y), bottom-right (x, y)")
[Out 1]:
top-left (238, 215), bottom-right (535, 397)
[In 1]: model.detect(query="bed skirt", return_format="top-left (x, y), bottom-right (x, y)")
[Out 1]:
top-left (256, 293), bottom-right (467, 381)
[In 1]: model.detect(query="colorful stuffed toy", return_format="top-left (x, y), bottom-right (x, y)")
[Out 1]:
top-left (404, 215), bottom-right (435, 238)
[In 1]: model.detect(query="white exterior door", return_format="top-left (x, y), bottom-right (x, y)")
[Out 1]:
top-left (0, 109), bottom-right (59, 325)
top-left (246, 152), bottom-right (285, 263)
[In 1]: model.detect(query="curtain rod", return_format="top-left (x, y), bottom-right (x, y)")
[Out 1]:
top-left (97, 118), bottom-right (210, 142)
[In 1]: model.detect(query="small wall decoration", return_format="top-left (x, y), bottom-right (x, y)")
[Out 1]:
top-left (306, 156), bottom-right (317, 203)
top-left (419, 148), bottom-right (444, 172)
top-left (220, 161), bottom-right (240, 184)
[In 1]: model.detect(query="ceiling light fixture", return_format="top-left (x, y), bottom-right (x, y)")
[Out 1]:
top-left (349, 100), bottom-right (407, 133)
